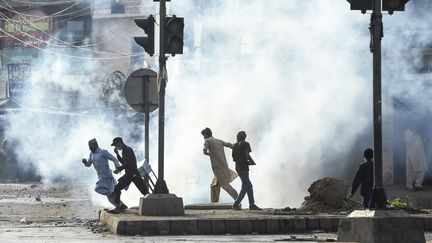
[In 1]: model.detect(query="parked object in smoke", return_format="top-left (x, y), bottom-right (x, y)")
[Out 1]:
top-left (307, 177), bottom-right (349, 208)
top-left (137, 159), bottom-right (158, 193)
top-left (404, 129), bottom-right (428, 191)
top-left (0, 136), bottom-right (40, 183)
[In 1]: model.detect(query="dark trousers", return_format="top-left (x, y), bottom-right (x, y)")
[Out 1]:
top-left (234, 170), bottom-right (255, 206)
top-left (362, 192), bottom-right (372, 208)
top-left (114, 174), bottom-right (149, 206)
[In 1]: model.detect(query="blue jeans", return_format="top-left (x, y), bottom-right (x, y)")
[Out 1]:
top-left (234, 170), bottom-right (255, 205)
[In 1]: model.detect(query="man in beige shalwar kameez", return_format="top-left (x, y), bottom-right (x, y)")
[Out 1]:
top-left (201, 128), bottom-right (238, 202)
top-left (405, 128), bottom-right (428, 191)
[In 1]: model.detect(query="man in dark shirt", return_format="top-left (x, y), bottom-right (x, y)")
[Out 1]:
top-left (109, 137), bottom-right (149, 214)
top-left (232, 131), bottom-right (261, 210)
top-left (350, 148), bottom-right (374, 208)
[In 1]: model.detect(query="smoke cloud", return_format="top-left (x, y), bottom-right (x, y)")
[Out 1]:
top-left (5, 0), bottom-right (429, 208)
top-left (163, 0), bottom-right (373, 207)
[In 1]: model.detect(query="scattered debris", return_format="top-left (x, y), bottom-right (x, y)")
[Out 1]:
top-left (299, 177), bottom-right (361, 214)
top-left (83, 219), bottom-right (109, 234)
top-left (19, 217), bottom-right (32, 224)
top-left (19, 217), bottom-right (26, 224)
top-left (389, 197), bottom-right (429, 214)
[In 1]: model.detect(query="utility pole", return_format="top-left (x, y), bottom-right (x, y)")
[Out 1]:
top-left (339, 1), bottom-right (425, 242)
top-left (370, 0), bottom-right (387, 209)
top-left (138, 0), bottom-right (184, 216)
top-left (345, 0), bottom-right (411, 209)
top-left (153, 0), bottom-right (169, 194)
top-left (144, 76), bottom-right (150, 169)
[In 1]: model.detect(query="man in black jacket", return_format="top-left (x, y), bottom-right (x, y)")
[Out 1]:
top-left (232, 131), bottom-right (261, 211)
top-left (350, 148), bottom-right (374, 208)
top-left (109, 137), bottom-right (149, 214)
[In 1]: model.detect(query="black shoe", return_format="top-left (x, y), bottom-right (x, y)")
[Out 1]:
top-left (108, 207), bottom-right (121, 214)
top-left (414, 186), bottom-right (425, 191)
top-left (249, 204), bottom-right (262, 210)
top-left (119, 204), bottom-right (128, 212)
top-left (232, 203), bottom-right (241, 210)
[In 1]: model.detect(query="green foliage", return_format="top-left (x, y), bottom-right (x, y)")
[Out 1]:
top-left (388, 197), bottom-right (428, 214)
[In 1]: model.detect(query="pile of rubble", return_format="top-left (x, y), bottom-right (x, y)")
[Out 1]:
top-left (83, 219), bottom-right (109, 234)
top-left (299, 177), bottom-right (361, 214)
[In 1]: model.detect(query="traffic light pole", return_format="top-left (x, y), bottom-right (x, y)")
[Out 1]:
top-left (153, 0), bottom-right (169, 194)
top-left (338, 2), bottom-right (426, 242)
top-left (371, 0), bottom-right (387, 209)
top-left (144, 76), bottom-right (150, 177)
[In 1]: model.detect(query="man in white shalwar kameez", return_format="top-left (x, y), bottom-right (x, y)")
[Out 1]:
top-left (405, 129), bottom-right (428, 190)
top-left (201, 128), bottom-right (238, 202)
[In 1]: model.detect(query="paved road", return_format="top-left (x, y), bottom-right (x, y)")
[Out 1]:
top-left (0, 225), bottom-right (337, 242)
top-left (1, 183), bottom-right (431, 242)
top-left (1, 226), bottom-right (432, 243)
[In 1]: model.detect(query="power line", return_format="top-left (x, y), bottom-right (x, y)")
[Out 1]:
top-left (0, 0), bottom-right (152, 60)
top-left (1, 0), bottom-right (91, 21)
top-left (2, 1), bottom-right (82, 18)
top-left (4, 0), bottom-right (81, 6)
top-left (0, 12), bottom-right (135, 56)
top-left (0, 7), bottom-right (145, 57)
top-left (1, 1), bottom-right (142, 49)
top-left (0, 28), bottom-right (146, 60)
top-left (1, 14), bottom-right (143, 57)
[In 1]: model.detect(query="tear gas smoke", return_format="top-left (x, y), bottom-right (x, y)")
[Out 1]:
top-left (164, 0), bottom-right (373, 207)
top-left (5, 0), bottom-right (430, 208)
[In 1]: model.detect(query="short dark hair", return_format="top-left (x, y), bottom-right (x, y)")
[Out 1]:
top-left (201, 127), bottom-right (212, 137)
top-left (364, 148), bottom-right (373, 160)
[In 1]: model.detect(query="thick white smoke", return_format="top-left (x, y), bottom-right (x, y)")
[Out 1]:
top-left (7, 0), bottom-right (428, 209)
top-left (162, 0), bottom-right (373, 207)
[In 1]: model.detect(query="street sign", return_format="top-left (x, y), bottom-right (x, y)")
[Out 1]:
top-left (124, 68), bottom-right (158, 113)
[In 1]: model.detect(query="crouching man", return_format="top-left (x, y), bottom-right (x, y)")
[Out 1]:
top-left (82, 138), bottom-right (127, 211)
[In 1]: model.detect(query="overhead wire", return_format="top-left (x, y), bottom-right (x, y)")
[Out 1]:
top-left (1, 0), bottom-right (91, 22)
top-left (0, 4), bottom-right (148, 58)
top-left (1, 1), bottom-right (84, 20)
top-left (5, 0), bottom-right (80, 5)
top-left (1, 1), bottom-right (145, 48)
top-left (1, 17), bottom-right (144, 57)
top-left (2, 0), bottom-right (159, 46)
top-left (1, 0), bottom-right (91, 21)
top-left (0, 27), bottom-right (146, 60)
top-left (0, 12), bottom-right (137, 57)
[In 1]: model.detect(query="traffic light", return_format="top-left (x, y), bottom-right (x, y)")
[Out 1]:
top-left (383, 0), bottom-right (410, 14)
top-left (346, 0), bottom-right (372, 14)
top-left (134, 15), bottom-right (155, 56)
top-left (164, 15), bottom-right (184, 56)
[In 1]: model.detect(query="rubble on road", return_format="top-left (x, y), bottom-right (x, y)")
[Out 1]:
top-left (299, 177), bottom-right (361, 214)
top-left (0, 182), bottom-right (100, 226)
top-left (83, 219), bottom-right (109, 234)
